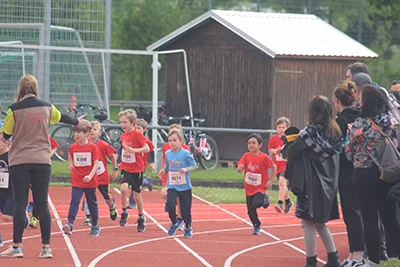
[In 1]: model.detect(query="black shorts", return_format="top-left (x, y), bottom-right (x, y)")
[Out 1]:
top-left (120, 171), bottom-right (143, 193)
top-left (0, 197), bottom-right (14, 216)
top-left (277, 171), bottom-right (286, 178)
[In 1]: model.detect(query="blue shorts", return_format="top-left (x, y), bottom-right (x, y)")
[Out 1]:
top-left (0, 197), bottom-right (14, 217)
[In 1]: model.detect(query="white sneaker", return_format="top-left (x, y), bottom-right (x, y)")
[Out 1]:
top-left (0, 245), bottom-right (23, 258)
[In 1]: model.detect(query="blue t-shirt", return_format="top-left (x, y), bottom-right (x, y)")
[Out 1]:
top-left (165, 148), bottom-right (196, 191)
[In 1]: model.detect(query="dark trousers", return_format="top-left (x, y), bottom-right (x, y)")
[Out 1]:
top-left (246, 192), bottom-right (264, 228)
top-left (338, 170), bottom-right (365, 252)
top-left (10, 164), bottom-right (51, 244)
top-left (68, 187), bottom-right (98, 226)
top-left (167, 189), bottom-right (192, 227)
top-left (354, 167), bottom-right (400, 264)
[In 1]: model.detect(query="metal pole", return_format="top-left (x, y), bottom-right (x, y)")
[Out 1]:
top-left (44, 0), bottom-right (51, 102)
top-left (101, 53), bottom-right (110, 119)
top-left (105, 0), bottom-right (112, 105)
top-left (256, 0), bottom-right (261, 12)
top-left (208, 0), bottom-right (212, 10)
top-left (307, 0), bottom-right (312, 14)
top-left (357, 0), bottom-right (363, 42)
top-left (152, 53), bottom-right (159, 171)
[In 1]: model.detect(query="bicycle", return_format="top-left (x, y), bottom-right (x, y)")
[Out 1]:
top-left (52, 103), bottom-right (123, 162)
top-left (135, 104), bottom-right (220, 170)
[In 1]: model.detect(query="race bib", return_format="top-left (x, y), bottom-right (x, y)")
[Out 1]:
top-left (168, 171), bottom-right (187, 185)
top-left (74, 152), bottom-right (92, 167)
top-left (245, 172), bottom-right (262, 186)
top-left (122, 149), bottom-right (136, 163)
top-left (0, 173), bottom-right (9, 188)
top-left (97, 161), bottom-right (106, 175)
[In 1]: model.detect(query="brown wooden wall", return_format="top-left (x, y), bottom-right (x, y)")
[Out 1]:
top-left (272, 58), bottom-right (354, 129)
top-left (159, 19), bottom-right (274, 130)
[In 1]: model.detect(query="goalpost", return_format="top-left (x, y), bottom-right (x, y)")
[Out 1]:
top-left (0, 42), bottom-right (194, 169)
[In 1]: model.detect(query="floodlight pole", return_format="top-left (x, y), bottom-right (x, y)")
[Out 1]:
top-left (44, 0), bottom-right (51, 102)
top-left (151, 53), bottom-right (159, 171)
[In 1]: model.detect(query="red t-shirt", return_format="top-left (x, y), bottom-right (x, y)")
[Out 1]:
top-left (94, 139), bottom-right (116, 185)
top-left (143, 137), bottom-right (155, 168)
top-left (69, 142), bottom-right (101, 188)
top-left (119, 130), bottom-right (147, 173)
top-left (267, 134), bottom-right (287, 174)
top-left (49, 136), bottom-right (58, 149)
top-left (161, 142), bottom-right (191, 186)
top-left (237, 152), bottom-right (274, 196)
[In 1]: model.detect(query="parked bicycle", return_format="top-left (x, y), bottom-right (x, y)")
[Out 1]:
top-left (135, 104), bottom-right (220, 170)
top-left (52, 103), bottom-right (123, 162)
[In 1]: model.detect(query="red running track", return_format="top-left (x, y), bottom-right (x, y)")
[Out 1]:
top-left (0, 187), bottom-right (349, 266)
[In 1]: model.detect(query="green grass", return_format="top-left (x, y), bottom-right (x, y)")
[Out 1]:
top-left (382, 259), bottom-right (400, 267)
top-left (51, 160), bottom-right (243, 182)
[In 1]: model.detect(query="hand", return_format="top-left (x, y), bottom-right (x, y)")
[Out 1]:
top-left (266, 180), bottom-right (274, 188)
top-left (68, 163), bottom-right (74, 172)
top-left (83, 175), bottom-right (92, 183)
top-left (347, 123), bottom-right (353, 130)
top-left (149, 162), bottom-right (155, 172)
top-left (111, 170), bottom-right (117, 181)
top-left (236, 164), bottom-right (244, 173)
top-left (78, 114), bottom-right (87, 120)
top-left (180, 168), bottom-right (187, 174)
top-left (126, 146), bottom-right (136, 153)
top-left (158, 169), bottom-right (165, 178)
top-left (113, 153), bottom-right (118, 161)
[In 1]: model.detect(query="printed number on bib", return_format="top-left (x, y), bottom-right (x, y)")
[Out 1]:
top-left (0, 173), bottom-right (9, 188)
top-left (74, 152), bottom-right (92, 167)
top-left (168, 171), bottom-right (187, 185)
top-left (245, 172), bottom-right (262, 186)
top-left (97, 161), bottom-right (106, 175)
top-left (122, 149), bottom-right (136, 163)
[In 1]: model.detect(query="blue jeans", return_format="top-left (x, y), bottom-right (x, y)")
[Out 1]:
top-left (67, 187), bottom-right (98, 226)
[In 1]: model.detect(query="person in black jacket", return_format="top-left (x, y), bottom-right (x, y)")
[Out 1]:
top-left (286, 96), bottom-right (342, 267)
top-left (332, 81), bottom-right (366, 267)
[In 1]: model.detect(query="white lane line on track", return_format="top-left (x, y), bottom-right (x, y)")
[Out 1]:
top-left (192, 194), bottom-right (327, 265)
top-left (224, 232), bottom-right (347, 267)
top-left (48, 195), bottom-right (82, 267)
top-left (113, 188), bottom-right (213, 267)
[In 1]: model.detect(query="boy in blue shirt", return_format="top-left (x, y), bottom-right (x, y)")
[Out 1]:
top-left (158, 130), bottom-right (197, 238)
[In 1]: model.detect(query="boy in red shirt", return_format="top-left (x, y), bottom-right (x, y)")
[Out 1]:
top-left (128, 119), bottom-right (154, 209)
top-left (268, 117), bottom-right (293, 213)
top-left (62, 120), bottom-right (101, 237)
top-left (81, 121), bottom-right (118, 225)
top-left (118, 109), bottom-right (150, 232)
top-left (237, 133), bottom-right (276, 235)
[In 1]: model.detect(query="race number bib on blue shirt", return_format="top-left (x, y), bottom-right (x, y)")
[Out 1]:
top-left (74, 152), bottom-right (92, 167)
top-left (245, 172), bottom-right (262, 186)
top-left (0, 172), bottom-right (9, 188)
top-left (168, 171), bottom-right (187, 185)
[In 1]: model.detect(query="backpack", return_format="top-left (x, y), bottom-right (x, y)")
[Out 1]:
top-left (366, 118), bottom-right (400, 183)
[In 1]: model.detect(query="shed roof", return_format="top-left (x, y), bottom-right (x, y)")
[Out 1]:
top-left (147, 10), bottom-right (378, 59)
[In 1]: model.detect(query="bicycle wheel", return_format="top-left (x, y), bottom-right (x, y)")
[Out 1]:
top-left (198, 134), bottom-right (220, 170)
top-left (52, 125), bottom-right (74, 162)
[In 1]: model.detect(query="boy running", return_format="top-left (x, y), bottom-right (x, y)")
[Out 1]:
top-left (268, 117), bottom-right (293, 213)
top-left (158, 130), bottom-right (197, 238)
top-left (82, 121), bottom-right (118, 225)
top-left (118, 109), bottom-right (150, 232)
top-left (62, 120), bottom-right (101, 237)
top-left (237, 134), bottom-right (276, 235)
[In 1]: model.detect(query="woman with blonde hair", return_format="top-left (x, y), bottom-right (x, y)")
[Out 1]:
top-left (0, 75), bottom-right (86, 259)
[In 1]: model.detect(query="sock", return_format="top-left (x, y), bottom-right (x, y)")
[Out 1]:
top-left (278, 200), bottom-right (283, 205)
top-left (86, 215), bottom-right (91, 219)
top-left (285, 198), bottom-right (291, 204)
top-left (138, 213), bottom-right (143, 217)
top-left (122, 208), bottom-right (127, 214)
top-left (177, 217), bottom-right (182, 221)
top-left (185, 223), bottom-right (191, 228)
top-left (13, 246), bottom-right (19, 249)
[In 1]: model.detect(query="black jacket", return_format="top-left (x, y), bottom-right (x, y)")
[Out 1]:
top-left (286, 125), bottom-right (341, 223)
top-left (336, 107), bottom-right (359, 172)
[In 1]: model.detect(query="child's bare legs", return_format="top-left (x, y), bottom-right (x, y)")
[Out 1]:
top-left (133, 192), bottom-right (143, 215)
top-left (120, 183), bottom-right (129, 209)
top-left (275, 174), bottom-right (292, 213)
top-left (278, 176), bottom-right (289, 201)
top-left (161, 187), bottom-right (168, 200)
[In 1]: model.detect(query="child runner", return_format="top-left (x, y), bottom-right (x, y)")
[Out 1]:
top-left (128, 119), bottom-right (154, 209)
top-left (118, 109), bottom-right (149, 232)
top-left (29, 136), bottom-right (58, 228)
top-left (268, 117), bottom-right (293, 214)
top-left (158, 130), bottom-right (197, 238)
top-left (81, 121), bottom-right (118, 225)
top-left (237, 133), bottom-right (276, 235)
top-left (160, 124), bottom-right (191, 230)
top-left (62, 120), bottom-right (101, 237)
top-left (0, 135), bottom-right (29, 248)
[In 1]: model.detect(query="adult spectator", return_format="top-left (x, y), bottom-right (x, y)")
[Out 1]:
top-left (345, 62), bottom-right (370, 81)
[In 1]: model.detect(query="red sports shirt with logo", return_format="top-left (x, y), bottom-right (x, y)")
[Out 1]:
top-left (237, 152), bottom-right (274, 196)
top-left (69, 142), bottom-right (101, 188)
top-left (119, 130), bottom-right (148, 173)
top-left (267, 134), bottom-right (287, 174)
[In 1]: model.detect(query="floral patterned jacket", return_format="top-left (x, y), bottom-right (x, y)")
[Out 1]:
top-left (346, 113), bottom-right (398, 169)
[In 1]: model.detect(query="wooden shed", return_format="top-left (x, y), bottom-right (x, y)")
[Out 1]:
top-left (147, 10), bottom-right (378, 160)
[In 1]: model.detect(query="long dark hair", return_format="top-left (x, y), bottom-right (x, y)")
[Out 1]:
top-left (308, 95), bottom-right (341, 138)
top-left (360, 85), bottom-right (390, 118)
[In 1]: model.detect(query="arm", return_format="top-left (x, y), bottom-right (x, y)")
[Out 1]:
top-left (68, 153), bottom-right (74, 172)
top-left (345, 122), bottom-right (364, 159)
top-left (126, 143), bottom-right (150, 154)
top-left (266, 164), bottom-right (277, 188)
top-left (83, 160), bottom-right (99, 183)
top-left (111, 154), bottom-right (118, 180)
top-left (180, 152), bottom-right (198, 174)
top-left (1, 108), bottom-right (14, 141)
top-left (50, 148), bottom-right (57, 157)
top-left (158, 156), bottom-right (168, 178)
top-left (148, 151), bottom-right (155, 172)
